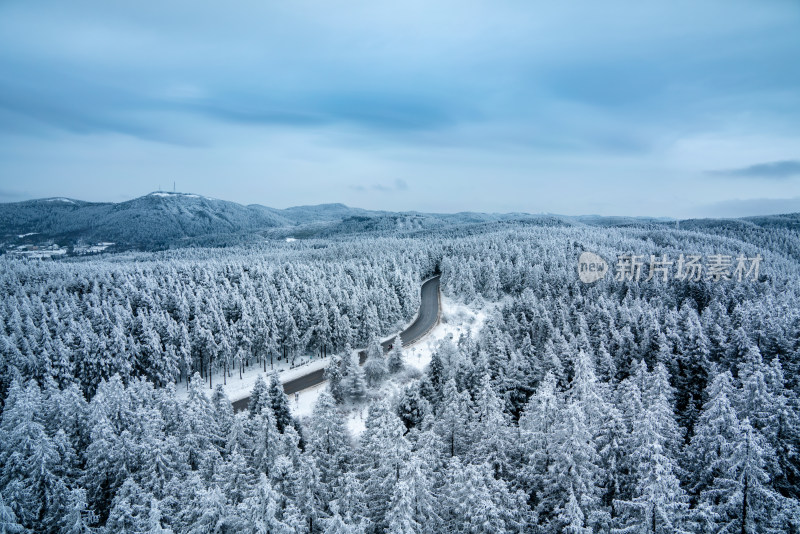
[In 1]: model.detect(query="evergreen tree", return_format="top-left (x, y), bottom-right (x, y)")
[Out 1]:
top-left (0, 492), bottom-right (23, 534)
top-left (363, 337), bottom-right (388, 387)
top-left (546, 400), bottom-right (604, 531)
top-left (0, 379), bottom-right (63, 531)
top-left (701, 419), bottom-right (782, 534)
top-left (397, 385), bottom-right (430, 432)
top-left (324, 355), bottom-right (346, 404)
top-left (267, 372), bottom-right (294, 433)
top-left (569, 349), bottom-right (610, 437)
top-left (306, 392), bottom-right (351, 504)
top-left (250, 409), bottom-right (281, 476)
top-left (439, 459), bottom-right (524, 533)
top-left (427, 350), bottom-right (447, 399)
top-left (211, 383), bottom-right (234, 438)
top-left (239, 474), bottom-right (292, 534)
top-left (467, 374), bottom-right (513, 478)
top-left (386, 457), bottom-right (439, 534)
top-left (613, 402), bottom-right (690, 534)
top-left (346, 352), bottom-right (367, 403)
top-left (332, 472), bottom-right (369, 527)
top-left (387, 335), bottom-right (404, 373)
top-left (386, 480), bottom-right (422, 534)
top-left (560, 487), bottom-right (592, 534)
top-left (433, 379), bottom-right (472, 458)
top-left (518, 372), bottom-right (562, 502)
top-left (596, 403), bottom-right (628, 521)
top-left (687, 371), bottom-right (741, 498)
top-left (324, 505), bottom-right (366, 534)
top-left (180, 373), bottom-right (221, 471)
top-left (247, 374), bottom-right (269, 416)
top-left (106, 479), bottom-right (155, 533)
top-left (359, 400), bottom-right (410, 531)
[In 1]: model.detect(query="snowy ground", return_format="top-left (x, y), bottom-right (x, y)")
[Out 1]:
top-left (174, 353), bottom-right (331, 402)
top-left (288, 295), bottom-right (493, 436)
top-left (177, 294), bottom-right (493, 438)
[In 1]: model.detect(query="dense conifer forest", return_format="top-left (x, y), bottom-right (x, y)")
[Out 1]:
top-left (1, 221), bottom-right (799, 532)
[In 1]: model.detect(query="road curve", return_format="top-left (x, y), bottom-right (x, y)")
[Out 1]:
top-left (232, 275), bottom-right (440, 412)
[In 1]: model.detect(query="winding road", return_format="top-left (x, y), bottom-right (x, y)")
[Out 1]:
top-left (232, 275), bottom-right (440, 412)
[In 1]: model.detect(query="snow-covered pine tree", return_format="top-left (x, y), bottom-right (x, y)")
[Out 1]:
top-left (687, 370), bottom-right (741, 498)
top-left (613, 398), bottom-right (690, 534)
top-left (239, 474), bottom-right (293, 534)
top-left (467, 374), bottom-right (513, 478)
top-left (0, 379), bottom-right (63, 531)
top-left (358, 400), bottom-right (410, 531)
top-left (249, 408), bottom-right (281, 477)
top-left (346, 351), bottom-right (367, 403)
top-left (432, 379), bottom-right (472, 458)
top-left (247, 374), bottom-right (269, 416)
top-left (0, 488), bottom-right (23, 534)
top-left (306, 392), bottom-right (351, 504)
top-left (559, 487), bottom-right (592, 534)
top-left (387, 335), bottom-right (404, 373)
top-left (267, 372), bottom-right (294, 433)
top-left (397, 384), bottom-right (430, 432)
top-left (518, 372), bottom-right (562, 501)
top-left (391, 457), bottom-right (440, 533)
top-left (324, 355), bottom-right (346, 403)
top-left (105, 479), bottom-right (154, 534)
top-left (363, 336), bottom-right (388, 387)
top-left (438, 459), bottom-right (521, 533)
top-left (700, 418), bottom-right (782, 533)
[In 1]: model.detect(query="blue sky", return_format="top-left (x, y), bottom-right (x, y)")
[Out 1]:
top-left (1, 1), bottom-right (799, 217)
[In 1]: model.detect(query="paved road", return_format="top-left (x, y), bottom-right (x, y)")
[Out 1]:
top-left (232, 275), bottom-right (440, 412)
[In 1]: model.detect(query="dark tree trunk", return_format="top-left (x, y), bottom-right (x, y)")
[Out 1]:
top-left (741, 474), bottom-right (748, 534)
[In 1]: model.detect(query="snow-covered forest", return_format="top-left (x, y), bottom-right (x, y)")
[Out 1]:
top-left (2, 222), bottom-right (800, 532)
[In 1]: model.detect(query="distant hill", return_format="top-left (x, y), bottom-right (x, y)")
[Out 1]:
top-left (1, 191), bottom-right (798, 252)
top-left (0, 193), bottom-right (380, 248)
top-left (0, 192), bottom-right (550, 248)
top-left (0, 193), bottom-right (287, 248)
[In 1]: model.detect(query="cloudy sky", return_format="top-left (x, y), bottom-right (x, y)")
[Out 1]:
top-left (1, 1), bottom-right (799, 217)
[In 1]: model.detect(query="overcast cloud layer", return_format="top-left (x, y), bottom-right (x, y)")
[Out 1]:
top-left (1, 1), bottom-right (799, 217)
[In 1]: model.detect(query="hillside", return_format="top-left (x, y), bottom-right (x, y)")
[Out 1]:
top-left (2, 191), bottom-right (800, 253)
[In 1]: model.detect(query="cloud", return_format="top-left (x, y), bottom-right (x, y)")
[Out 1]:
top-left (692, 196), bottom-right (800, 218)
top-left (1, 1), bottom-right (800, 214)
top-left (350, 179), bottom-right (408, 193)
top-left (708, 160), bottom-right (800, 179)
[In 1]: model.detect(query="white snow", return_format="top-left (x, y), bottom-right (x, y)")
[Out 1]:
top-left (346, 409), bottom-right (367, 436)
top-left (401, 294), bottom-right (491, 372)
top-left (150, 192), bottom-right (202, 199)
top-left (176, 294), bottom-right (493, 438)
top-left (8, 248), bottom-right (67, 259)
top-left (290, 382), bottom-right (326, 418)
top-left (44, 198), bottom-right (75, 204)
top-left (285, 237), bottom-right (297, 243)
top-left (291, 295), bottom-right (493, 436)
top-left (17, 232), bottom-right (38, 238)
top-left (73, 243), bottom-right (115, 255)
top-left (175, 353), bottom-right (332, 403)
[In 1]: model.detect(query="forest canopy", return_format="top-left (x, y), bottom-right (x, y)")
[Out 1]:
top-left (1, 221), bottom-right (799, 532)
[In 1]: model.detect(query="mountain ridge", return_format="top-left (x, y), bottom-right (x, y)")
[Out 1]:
top-left (2, 191), bottom-right (799, 251)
